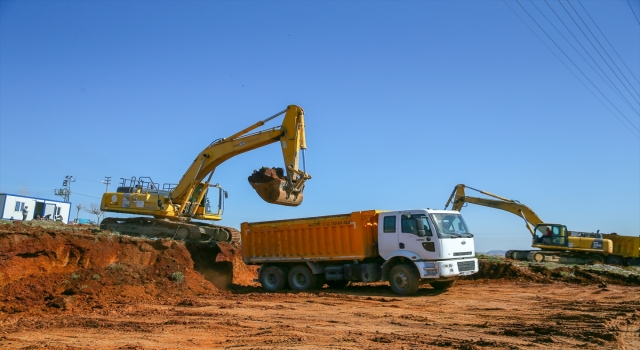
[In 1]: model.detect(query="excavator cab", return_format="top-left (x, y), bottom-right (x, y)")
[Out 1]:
top-left (533, 224), bottom-right (568, 247)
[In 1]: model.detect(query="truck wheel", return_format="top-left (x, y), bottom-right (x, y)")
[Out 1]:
top-left (288, 265), bottom-right (318, 291)
top-left (259, 266), bottom-right (287, 291)
top-left (326, 280), bottom-right (350, 289)
top-left (430, 280), bottom-right (456, 290)
top-left (389, 264), bottom-right (419, 296)
top-left (605, 255), bottom-right (625, 266)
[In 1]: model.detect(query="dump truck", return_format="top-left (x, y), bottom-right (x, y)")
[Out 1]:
top-left (445, 184), bottom-right (640, 265)
top-left (241, 209), bottom-right (478, 296)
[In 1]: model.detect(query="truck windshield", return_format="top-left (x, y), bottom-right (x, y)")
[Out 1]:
top-left (431, 213), bottom-right (472, 238)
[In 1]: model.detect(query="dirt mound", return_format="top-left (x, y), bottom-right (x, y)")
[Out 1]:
top-left (464, 259), bottom-right (640, 286)
top-left (184, 241), bottom-right (258, 290)
top-left (247, 166), bottom-right (285, 183)
top-left (0, 222), bottom-right (218, 314)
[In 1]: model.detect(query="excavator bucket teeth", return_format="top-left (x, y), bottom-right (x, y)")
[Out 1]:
top-left (248, 167), bottom-right (304, 207)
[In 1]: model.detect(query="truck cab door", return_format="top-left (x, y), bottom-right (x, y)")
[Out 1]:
top-left (377, 214), bottom-right (399, 258)
top-left (398, 214), bottom-right (440, 260)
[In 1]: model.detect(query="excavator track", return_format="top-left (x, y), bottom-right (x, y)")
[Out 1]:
top-left (505, 250), bottom-right (607, 264)
top-left (504, 250), bottom-right (530, 260)
top-left (100, 217), bottom-right (240, 243)
top-left (504, 250), bottom-right (605, 264)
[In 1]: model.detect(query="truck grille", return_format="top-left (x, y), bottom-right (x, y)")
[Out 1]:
top-left (457, 260), bottom-right (476, 272)
top-left (453, 251), bottom-right (473, 256)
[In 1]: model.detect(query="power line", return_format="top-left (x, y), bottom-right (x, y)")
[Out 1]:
top-left (628, 0), bottom-right (640, 25)
top-left (73, 192), bottom-right (102, 200)
top-left (562, 0), bottom-right (640, 107)
top-left (503, 0), bottom-right (640, 139)
top-left (538, 0), bottom-right (639, 114)
top-left (577, 0), bottom-right (640, 85)
top-left (512, 0), bottom-right (640, 134)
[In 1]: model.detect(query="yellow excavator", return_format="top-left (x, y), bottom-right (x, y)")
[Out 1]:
top-left (100, 105), bottom-right (311, 242)
top-left (444, 184), bottom-right (625, 265)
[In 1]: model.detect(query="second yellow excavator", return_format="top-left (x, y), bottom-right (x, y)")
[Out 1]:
top-left (100, 105), bottom-right (311, 242)
top-left (444, 184), bottom-right (639, 266)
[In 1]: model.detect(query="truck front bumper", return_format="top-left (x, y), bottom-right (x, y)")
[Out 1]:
top-left (416, 258), bottom-right (479, 279)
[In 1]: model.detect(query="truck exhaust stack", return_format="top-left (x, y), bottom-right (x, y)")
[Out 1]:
top-left (248, 167), bottom-right (304, 206)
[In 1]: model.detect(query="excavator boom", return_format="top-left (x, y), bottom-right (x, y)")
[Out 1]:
top-left (99, 105), bottom-right (311, 242)
top-left (170, 105), bottom-right (310, 215)
top-left (445, 184), bottom-right (543, 235)
top-left (444, 184), bottom-right (624, 265)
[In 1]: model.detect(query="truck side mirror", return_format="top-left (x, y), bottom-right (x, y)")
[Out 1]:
top-left (416, 218), bottom-right (426, 237)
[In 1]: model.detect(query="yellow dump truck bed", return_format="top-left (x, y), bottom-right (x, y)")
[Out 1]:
top-left (241, 210), bottom-right (381, 264)
top-left (603, 234), bottom-right (640, 259)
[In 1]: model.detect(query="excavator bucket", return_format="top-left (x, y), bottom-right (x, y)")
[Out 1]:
top-left (248, 167), bottom-right (304, 206)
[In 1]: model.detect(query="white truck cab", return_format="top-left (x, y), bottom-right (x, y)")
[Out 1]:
top-left (377, 209), bottom-right (479, 294)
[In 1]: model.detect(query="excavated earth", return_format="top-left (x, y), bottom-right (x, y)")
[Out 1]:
top-left (1, 221), bottom-right (639, 349)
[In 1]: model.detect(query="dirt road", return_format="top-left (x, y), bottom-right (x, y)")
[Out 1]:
top-left (1, 222), bottom-right (639, 349)
top-left (2, 282), bottom-right (639, 349)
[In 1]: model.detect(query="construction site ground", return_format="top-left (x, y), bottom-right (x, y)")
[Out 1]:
top-left (1, 221), bottom-right (639, 349)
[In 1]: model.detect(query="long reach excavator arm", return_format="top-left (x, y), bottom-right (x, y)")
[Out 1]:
top-left (444, 184), bottom-right (544, 237)
top-left (169, 104), bottom-right (310, 219)
top-left (443, 184), bottom-right (621, 265)
top-left (99, 105), bottom-right (311, 241)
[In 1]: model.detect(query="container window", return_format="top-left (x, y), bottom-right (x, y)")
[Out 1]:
top-left (383, 216), bottom-right (396, 233)
top-left (14, 201), bottom-right (24, 211)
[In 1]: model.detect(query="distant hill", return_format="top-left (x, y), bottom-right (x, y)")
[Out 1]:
top-left (481, 250), bottom-right (507, 257)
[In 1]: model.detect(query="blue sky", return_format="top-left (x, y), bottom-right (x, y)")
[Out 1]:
top-left (1, 0), bottom-right (638, 252)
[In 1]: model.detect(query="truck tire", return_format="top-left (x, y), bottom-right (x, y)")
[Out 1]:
top-left (326, 280), bottom-right (350, 289)
top-left (288, 265), bottom-right (318, 291)
top-left (605, 255), bottom-right (625, 266)
top-left (389, 264), bottom-right (419, 296)
top-left (259, 265), bottom-right (288, 291)
top-left (430, 280), bottom-right (456, 290)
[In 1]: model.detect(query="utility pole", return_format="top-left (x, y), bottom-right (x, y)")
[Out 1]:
top-left (54, 175), bottom-right (74, 203)
top-left (102, 176), bottom-right (111, 192)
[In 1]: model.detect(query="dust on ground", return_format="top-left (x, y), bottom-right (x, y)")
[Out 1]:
top-left (1, 221), bottom-right (639, 349)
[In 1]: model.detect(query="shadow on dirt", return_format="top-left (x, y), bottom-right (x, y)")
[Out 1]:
top-left (228, 281), bottom-right (450, 297)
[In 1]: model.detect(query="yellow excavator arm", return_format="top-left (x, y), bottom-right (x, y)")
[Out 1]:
top-left (444, 184), bottom-right (544, 236)
top-left (171, 105), bottom-right (310, 217)
top-left (101, 105), bottom-right (311, 222)
top-left (444, 184), bottom-right (619, 263)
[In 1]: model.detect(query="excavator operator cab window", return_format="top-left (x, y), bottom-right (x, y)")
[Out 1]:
top-left (535, 225), bottom-right (567, 246)
top-left (551, 226), bottom-right (567, 246)
top-left (534, 227), bottom-right (546, 244)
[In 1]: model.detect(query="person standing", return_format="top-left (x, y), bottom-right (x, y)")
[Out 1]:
top-left (22, 205), bottom-right (29, 220)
